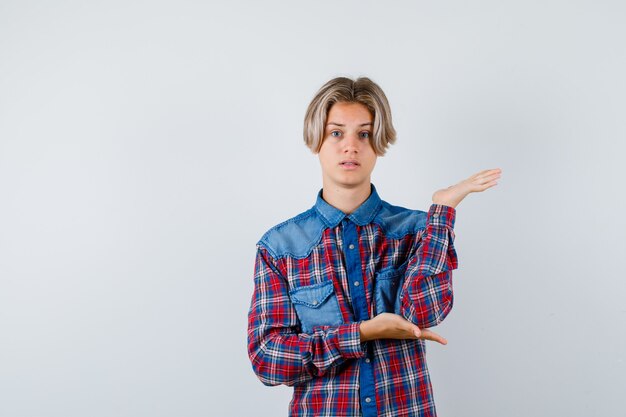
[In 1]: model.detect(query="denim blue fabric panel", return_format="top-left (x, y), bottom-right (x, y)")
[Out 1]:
top-left (289, 280), bottom-right (344, 333)
top-left (258, 209), bottom-right (326, 259)
top-left (373, 201), bottom-right (428, 239)
top-left (373, 260), bottom-right (409, 316)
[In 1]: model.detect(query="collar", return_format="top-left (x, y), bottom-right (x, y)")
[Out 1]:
top-left (314, 183), bottom-right (383, 228)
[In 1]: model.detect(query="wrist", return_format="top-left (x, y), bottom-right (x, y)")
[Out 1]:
top-left (432, 185), bottom-right (469, 209)
top-left (359, 320), bottom-right (374, 342)
top-left (432, 200), bottom-right (456, 208)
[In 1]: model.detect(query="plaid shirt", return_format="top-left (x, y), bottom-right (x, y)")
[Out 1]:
top-left (247, 183), bottom-right (458, 417)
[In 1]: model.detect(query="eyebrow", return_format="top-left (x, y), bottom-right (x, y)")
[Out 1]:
top-left (326, 122), bottom-right (373, 127)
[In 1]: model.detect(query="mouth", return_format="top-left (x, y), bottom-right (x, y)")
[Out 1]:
top-left (340, 161), bottom-right (360, 167)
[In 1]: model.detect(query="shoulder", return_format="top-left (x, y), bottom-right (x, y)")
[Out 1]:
top-left (373, 200), bottom-right (428, 239)
top-left (257, 207), bottom-right (327, 260)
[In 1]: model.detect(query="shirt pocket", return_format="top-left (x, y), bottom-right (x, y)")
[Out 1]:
top-left (289, 280), bottom-right (344, 334)
top-left (374, 261), bottom-right (408, 316)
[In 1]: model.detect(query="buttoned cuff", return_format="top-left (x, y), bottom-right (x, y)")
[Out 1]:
top-left (338, 322), bottom-right (367, 359)
top-left (427, 204), bottom-right (456, 229)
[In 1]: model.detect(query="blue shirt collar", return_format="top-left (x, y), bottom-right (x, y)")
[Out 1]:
top-left (314, 183), bottom-right (383, 227)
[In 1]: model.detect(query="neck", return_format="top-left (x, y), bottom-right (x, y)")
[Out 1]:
top-left (321, 182), bottom-right (372, 215)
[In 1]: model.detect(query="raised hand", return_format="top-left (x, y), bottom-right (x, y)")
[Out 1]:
top-left (432, 168), bottom-right (502, 209)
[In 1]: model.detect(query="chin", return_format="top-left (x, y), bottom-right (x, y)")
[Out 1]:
top-left (335, 177), bottom-right (368, 188)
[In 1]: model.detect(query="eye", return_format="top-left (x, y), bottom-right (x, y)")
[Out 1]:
top-left (359, 131), bottom-right (371, 139)
top-left (330, 130), bottom-right (341, 138)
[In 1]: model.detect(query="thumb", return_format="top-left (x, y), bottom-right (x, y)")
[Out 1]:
top-left (413, 326), bottom-right (421, 338)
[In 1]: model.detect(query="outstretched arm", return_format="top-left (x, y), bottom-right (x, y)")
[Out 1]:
top-left (400, 168), bottom-right (503, 328)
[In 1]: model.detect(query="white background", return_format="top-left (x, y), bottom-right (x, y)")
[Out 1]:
top-left (1, 1), bottom-right (625, 416)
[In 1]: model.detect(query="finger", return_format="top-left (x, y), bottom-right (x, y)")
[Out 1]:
top-left (477, 170), bottom-right (501, 179)
top-left (472, 172), bottom-right (501, 186)
top-left (419, 329), bottom-right (448, 345)
top-left (477, 173), bottom-right (501, 184)
top-left (472, 169), bottom-right (492, 179)
top-left (473, 168), bottom-right (502, 179)
top-left (473, 181), bottom-right (498, 192)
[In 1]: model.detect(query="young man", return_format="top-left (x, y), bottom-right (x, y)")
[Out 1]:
top-left (247, 76), bottom-right (501, 417)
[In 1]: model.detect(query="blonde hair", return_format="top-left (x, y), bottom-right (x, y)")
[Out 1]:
top-left (303, 76), bottom-right (397, 156)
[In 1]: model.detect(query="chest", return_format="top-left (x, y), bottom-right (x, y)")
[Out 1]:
top-left (280, 224), bottom-right (418, 323)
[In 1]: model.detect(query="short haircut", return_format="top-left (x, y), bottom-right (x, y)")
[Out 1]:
top-left (303, 76), bottom-right (397, 156)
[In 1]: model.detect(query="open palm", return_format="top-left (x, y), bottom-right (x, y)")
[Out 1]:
top-left (432, 168), bottom-right (502, 208)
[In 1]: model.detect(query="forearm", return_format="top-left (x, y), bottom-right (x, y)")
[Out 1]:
top-left (399, 204), bottom-right (459, 328)
top-left (400, 270), bottom-right (454, 328)
top-left (248, 321), bottom-right (366, 386)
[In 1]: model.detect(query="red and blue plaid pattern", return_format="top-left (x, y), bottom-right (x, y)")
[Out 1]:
top-left (247, 185), bottom-right (458, 417)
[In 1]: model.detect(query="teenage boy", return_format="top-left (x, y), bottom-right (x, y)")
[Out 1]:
top-left (247, 76), bottom-right (501, 417)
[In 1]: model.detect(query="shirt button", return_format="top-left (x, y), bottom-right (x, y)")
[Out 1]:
top-left (432, 213), bottom-right (439, 218)
top-left (365, 397), bottom-right (372, 403)
top-left (354, 281), bottom-right (360, 286)
top-left (365, 358), bottom-right (371, 363)
top-left (348, 243), bottom-right (355, 250)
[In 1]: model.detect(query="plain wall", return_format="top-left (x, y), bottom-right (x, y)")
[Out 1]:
top-left (1, 1), bottom-right (625, 416)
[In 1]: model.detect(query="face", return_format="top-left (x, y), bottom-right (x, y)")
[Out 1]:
top-left (318, 101), bottom-right (378, 191)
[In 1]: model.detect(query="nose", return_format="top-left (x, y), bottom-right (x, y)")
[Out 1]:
top-left (342, 132), bottom-right (361, 153)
